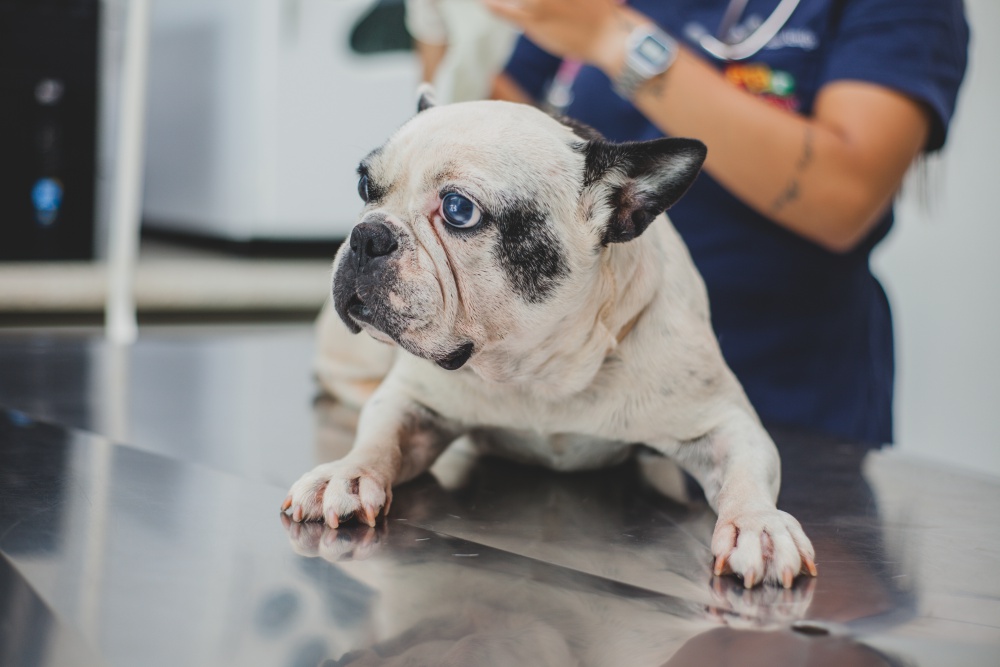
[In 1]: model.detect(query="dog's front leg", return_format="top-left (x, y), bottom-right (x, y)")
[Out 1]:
top-left (667, 412), bottom-right (817, 588)
top-left (282, 382), bottom-right (459, 527)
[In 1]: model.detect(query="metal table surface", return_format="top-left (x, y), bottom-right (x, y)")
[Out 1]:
top-left (0, 328), bottom-right (997, 667)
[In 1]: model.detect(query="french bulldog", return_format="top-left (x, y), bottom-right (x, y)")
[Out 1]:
top-left (283, 87), bottom-right (816, 588)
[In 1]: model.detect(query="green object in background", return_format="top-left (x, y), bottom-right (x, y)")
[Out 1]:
top-left (350, 0), bottom-right (413, 54)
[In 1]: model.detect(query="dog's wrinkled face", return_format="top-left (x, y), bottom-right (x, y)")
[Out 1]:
top-left (331, 95), bottom-right (705, 374)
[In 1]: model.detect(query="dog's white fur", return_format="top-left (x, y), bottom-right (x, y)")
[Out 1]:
top-left (285, 95), bottom-right (815, 588)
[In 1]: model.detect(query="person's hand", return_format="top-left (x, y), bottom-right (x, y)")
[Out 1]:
top-left (483, 0), bottom-right (637, 71)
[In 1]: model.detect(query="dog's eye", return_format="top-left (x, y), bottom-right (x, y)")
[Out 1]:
top-left (440, 193), bottom-right (482, 229)
top-left (358, 174), bottom-right (370, 202)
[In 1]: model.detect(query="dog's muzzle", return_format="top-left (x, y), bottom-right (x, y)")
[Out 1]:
top-left (332, 219), bottom-right (475, 371)
top-left (333, 219), bottom-right (400, 335)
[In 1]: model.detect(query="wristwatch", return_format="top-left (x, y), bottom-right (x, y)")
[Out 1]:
top-left (613, 23), bottom-right (679, 100)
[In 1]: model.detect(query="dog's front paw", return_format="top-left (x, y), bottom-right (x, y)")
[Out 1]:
top-left (711, 509), bottom-right (816, 588)
top-left (281, 460), bottom-right (392, 528)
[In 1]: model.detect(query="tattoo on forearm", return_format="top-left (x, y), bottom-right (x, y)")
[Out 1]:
top-left (771, 126), bottom-right (814, 214)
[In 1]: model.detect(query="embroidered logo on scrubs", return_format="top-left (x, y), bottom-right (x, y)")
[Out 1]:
top-left (724, 63), bottom-right (799, 112)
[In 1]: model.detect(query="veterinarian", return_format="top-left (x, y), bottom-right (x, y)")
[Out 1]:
top-left (484, 0), bottom-right (968, 444)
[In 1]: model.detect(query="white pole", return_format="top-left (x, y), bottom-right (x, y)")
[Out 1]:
top-left (105, 0), bottom-right (152, 345)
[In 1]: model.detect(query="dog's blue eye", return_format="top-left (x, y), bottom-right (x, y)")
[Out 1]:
top-left (358, 174), bottom-right (370, 202)
top-left (440, 193), bottom-right (481, 229)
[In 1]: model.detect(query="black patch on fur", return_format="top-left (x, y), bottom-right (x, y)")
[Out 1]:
top-left (580, 137), bottom-right (707, 245)
top-left (581, 140), bottom-right (626, 189)
top-left (490, 198), bottom-right (568, 303)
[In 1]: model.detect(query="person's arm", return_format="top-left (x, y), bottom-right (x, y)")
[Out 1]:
top-left (406, 0), bottom-right (448, 84)
top-left (491, 69), bottom-right (535, 104)
top-left (415, 39), bottom-right (448, 83)
top-left (484, 0), bottom-right (930, 253)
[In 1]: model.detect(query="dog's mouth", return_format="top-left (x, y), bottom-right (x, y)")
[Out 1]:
top-left (339, 291), bottom-right (386, 338)
top-left (345, 292), bottom-right (473, 370)
top-left (346, 293), bottom-right (370, 323)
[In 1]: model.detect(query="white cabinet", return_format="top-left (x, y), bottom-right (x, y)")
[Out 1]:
top-left (142, 0), bottom-right (419, 241)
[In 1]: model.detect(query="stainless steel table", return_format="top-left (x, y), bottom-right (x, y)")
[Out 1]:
top-left (1, 328), bottom-right (997, 666)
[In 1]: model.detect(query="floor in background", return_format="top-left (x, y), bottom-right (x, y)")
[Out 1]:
top-left (0, 236), bottom-right (336, 315)
top-left (0, 326), bottom-right (997, 666)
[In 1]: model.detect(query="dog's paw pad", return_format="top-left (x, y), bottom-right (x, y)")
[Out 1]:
top-left (711, 509), bottom-right (815, 588)
top-left (283, 461), bottom-right (392, 528)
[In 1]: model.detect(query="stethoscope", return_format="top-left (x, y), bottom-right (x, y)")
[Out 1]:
top-left (544, 0), bottom-right (802, 111)
top-left (686, 0), bottom-right (803, 61)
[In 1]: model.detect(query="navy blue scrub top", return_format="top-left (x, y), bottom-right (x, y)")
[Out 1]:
top-left (505, 0), bottom-right (968, 444)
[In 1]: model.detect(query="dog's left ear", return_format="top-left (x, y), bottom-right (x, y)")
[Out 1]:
top-left (416, 83), bottom-right (437, 113)
top-left (584, 137), bottom-right (707, 245)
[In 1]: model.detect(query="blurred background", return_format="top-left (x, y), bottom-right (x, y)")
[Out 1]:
top-left (0, 0), bottom-right (997, 476)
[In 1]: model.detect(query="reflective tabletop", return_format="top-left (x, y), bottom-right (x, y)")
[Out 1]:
top-left (1, 328), bottom-right (998, 666)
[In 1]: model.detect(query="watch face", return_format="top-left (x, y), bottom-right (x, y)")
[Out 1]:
top-left (616, 27), bottom-right (677, 97)
top-left (637, 35), bottom-right (671, 65)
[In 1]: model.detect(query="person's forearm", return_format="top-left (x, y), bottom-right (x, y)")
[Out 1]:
top-left (491, 71), bottom-right (535, 104)
top-left (415, 40), bottom-right (448, 84)
top-left (630, 43), bottom-right (883, 251)
top-left (483, 0), bottom-right (929, 251)
top-left (583, 8), bottom-right (928, 252)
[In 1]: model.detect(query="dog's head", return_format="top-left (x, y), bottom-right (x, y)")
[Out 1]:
top-left (332, 88), bottom-right (705, 376)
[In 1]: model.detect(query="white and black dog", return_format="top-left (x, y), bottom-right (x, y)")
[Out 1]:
top-left (283, 88), bottom-right (816, 588)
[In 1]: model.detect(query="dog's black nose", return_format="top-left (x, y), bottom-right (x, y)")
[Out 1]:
top-left (349, 221), bottom-right (398, 268)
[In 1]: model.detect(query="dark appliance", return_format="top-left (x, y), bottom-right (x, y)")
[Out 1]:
top-left (0, 0), bottom-right (100, 260)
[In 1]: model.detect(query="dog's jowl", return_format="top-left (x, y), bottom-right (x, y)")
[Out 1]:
top-left (284, 88), bottom-right (816, 589)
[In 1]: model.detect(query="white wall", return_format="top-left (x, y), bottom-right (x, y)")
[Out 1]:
top-left (872, 0), bottom-right (1000, 477)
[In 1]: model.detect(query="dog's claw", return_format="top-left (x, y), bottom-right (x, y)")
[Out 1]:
top-left (281, 496), bottom-right (292, 512)
top-left (711, 509), bottom-right (815, 589)
top-left (285, 460), bottom-right (391, 529)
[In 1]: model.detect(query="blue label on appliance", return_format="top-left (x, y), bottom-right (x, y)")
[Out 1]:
top-left (32, 177), bottom-right (64, 226)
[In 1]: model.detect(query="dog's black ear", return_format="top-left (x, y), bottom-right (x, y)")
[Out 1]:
top-left (584, 137), bottom-right (706, 245)
top-left (416, 83), bottom-right (437, 113)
